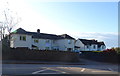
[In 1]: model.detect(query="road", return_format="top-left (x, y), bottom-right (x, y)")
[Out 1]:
top-left (2, 59), bottom-right (119, 75)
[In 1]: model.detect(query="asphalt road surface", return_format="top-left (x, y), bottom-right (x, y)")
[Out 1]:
top-left (2, 59), bottom-right (119, 75)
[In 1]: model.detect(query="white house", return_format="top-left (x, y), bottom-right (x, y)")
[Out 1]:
top-left (10, 28), bottom-right (75, 51)
top-left (75, 39), bottom-right (106, 51)
top-left (9, 28), bottom-right (106, 52)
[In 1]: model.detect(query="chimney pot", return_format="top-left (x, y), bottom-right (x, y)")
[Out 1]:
top-left (37, 29), bottom-right (40, 33)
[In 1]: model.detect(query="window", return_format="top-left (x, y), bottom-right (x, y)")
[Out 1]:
top-left (67, 48), bottom-right (73, 51)
top-left (34, 39), bottom-right (39, 43)
top-left (20, 36), bottom-right (26, 41)
top-left (86, 45), bottom-right (89, 48)
top-left (45, 47), bottom-right (49, 50)
top-left (102, 46), bottom-right (105, 49)
top-left (53, 40), bottom-right (55, 43)
top-left (93, 45), bottom-right (96, 49)
top-left (68, 40), bottom-right (72, 44)
top-left (46, 39), bottom-right (50, 43)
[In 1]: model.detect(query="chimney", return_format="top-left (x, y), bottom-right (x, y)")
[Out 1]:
top-left (37, 29), bottom-right (40, 33)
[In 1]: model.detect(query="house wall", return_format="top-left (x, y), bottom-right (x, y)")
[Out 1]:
top-left (84, 44), bottom-right (98, 51)
top-left (56, 39), bottom-right (75, 51)
top-left (32, 38), bottom-right (53, 50)
top-left (10, 34), bottom-right (75, 51)
top-left (84, 45), bottom-right (90, 51)
top-left (10, 34), bottom-right (32, 49)
top-left (75, 40), bottom-right (85, 51)
top-left (91, 45), bottom-right (98, 51)
top-left (51, 40), bottom-right (59, 50)
top-left (98, 45), bottom-right (106, 51)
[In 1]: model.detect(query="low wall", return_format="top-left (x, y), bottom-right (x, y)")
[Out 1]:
top-left (80, 51), bottom-right (118, 63)
top-left (2, 48), bottom-right (79, 62)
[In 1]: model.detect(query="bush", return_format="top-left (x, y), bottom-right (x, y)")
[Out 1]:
top-left (114, 47), bottom-right (120, 54)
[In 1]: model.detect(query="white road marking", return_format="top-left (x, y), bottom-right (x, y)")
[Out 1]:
top-left (32, 68), bottom-right (67, 74)
top-left (46, 68), bottom-right (67, 74)
top-left (81, 68), bottom-right (85, 72)
top-left (61, 72), bottom-right (67, 73)
top-left (32, 69), bottom-right (47, 74)
top-left (37, 73), bottom-right (61, 74)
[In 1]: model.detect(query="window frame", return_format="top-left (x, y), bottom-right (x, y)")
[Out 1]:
top-left (93, 45), bottom-right (96, 49)
top-left (86, 45), bottom-right (89, 49)
top-left (34, 39), bottom-right (39, 43)
top-left (20, 35), bottom-right (26, 41)
top-left (68, 40), bottom-right (72, 44)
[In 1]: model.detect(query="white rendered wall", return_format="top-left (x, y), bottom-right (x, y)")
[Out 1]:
top-left (56, 39), bottom-right (75, 51)
top-left (75, 39), bottom-right (85, 51)
top-left (32, 38), bottom-right (52, 50)
top-left (10, 34), bottom-right (32, 49)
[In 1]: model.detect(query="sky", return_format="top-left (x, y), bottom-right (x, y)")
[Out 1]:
top-left (0, 0), bottom-right (118, 48)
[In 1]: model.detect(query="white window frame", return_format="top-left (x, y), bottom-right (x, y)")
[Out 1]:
top-left (20, 35), bottom-right (26, 41)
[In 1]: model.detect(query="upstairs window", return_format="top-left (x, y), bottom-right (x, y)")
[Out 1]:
top-left (20, 36), bottom-right (26, 41)
top-left (34, 39), bottom-right (39, 43)
top-left (68, 40), bottom-right (72, 44)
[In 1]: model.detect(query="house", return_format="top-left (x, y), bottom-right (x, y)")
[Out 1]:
top-left (10, 28), bottom-right (75, 51)
top-left (75, 39), bottom-right (106, 51)
top-left (8, 28), bottom-right (106, 52)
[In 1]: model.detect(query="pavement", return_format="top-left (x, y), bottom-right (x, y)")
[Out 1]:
top-left (2, 60), bottom-right (85, 65)
top-left (1, 58), bottom-right (119, 75)
top-left (2, 58), bottom-right (119, 65)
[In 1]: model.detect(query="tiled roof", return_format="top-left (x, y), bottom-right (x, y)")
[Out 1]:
top-left (58, 34), bottom-right (75, 40)
top-left (11, 28), bottom-right (75, 40)
top-left (79, 39), bottom-right (105, 46)
top-left (98, 42), bottom-right (105, 47)
top-left (79, 39), bottom-right (98, 45)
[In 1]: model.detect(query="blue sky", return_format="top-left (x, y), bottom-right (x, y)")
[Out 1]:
top-left (25, 2), bottom-right (118, 33)
top-left (0, 0), bottom-right (118, 48)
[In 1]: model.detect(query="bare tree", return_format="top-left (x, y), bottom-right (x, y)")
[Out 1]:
top-left (4, 9), bottom-right (20, 34)
top-left (0, 2), bottom-right (20, 40)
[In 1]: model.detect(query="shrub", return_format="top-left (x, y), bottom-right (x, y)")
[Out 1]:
top-left (114, 47), bottom-right (120, 55)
